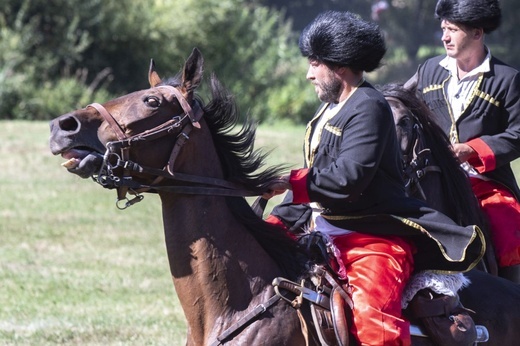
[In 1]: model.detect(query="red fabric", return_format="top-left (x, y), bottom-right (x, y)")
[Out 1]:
top-left (290, 168), bottom-right (310, 203)
top-left (329, 232), bottom-right (414, 346)
top-left (466, 138), bottom-right (496, 173)
top-left (471, 178), bottom-right (520, 267)
top-left (265, 214), bottom-right (286, 228)
top-left (264, 215), bottom-right (297, 240)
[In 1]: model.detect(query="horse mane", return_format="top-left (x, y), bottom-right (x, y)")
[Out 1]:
top-left (200, 74), bottom-right (290, 191)
top-left (163, 73), bottom-right (287, 190)
top-left (163, 74), bottom-right (305, 278)
top-left (379, 83), bottom-right (486, 228)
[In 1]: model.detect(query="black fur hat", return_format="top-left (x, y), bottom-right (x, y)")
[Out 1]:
top-left (298, 11), bottom-right (386, 72)
top-left (435, 0), bottom-right (502, 33)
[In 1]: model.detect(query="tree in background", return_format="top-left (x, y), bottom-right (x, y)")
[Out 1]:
top-left (257, 0), bottom-right (368, 31)
top-left (478, 0), bottom-right (520, 70)
top-left (0, 0), bottom-right (317, 123)
top-left (1, 0), bottom-right (518, 122)
top-left (373, 0), bottom-right (520, 82)
top-left (0, 0), bottom-right (109, 120)
top-left (370, 0), bottom-right (441, 82)
top-left (260, 0), bottom-right (520, 83)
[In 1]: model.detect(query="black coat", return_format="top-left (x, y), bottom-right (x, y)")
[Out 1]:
top-left (272, 82), bottom-right (485, 273)
top-left (414, 54), bottom-right (520, 200)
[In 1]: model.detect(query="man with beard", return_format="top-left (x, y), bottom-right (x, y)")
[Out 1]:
top-left (263, 10), bottom-right (485, 346)
top-left (406, 0), bottom-right (520, 283)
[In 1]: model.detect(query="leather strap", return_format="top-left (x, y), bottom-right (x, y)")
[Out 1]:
top-left (211, 294), bottom-right (281, 346)
top-left (88, 103), bottom-right (127, 141)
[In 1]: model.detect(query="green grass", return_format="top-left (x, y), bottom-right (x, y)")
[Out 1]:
top-left (3, 120), bottom-right (520, 345)
top-left (0, 120), bottom-right (304, 345)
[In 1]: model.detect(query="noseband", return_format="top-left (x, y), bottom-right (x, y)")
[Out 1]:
top-left (88, 85), bottom-right (257, 209)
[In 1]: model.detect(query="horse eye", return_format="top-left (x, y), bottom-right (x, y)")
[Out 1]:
top-left (145, 97), bottom-right (161, 108)
top-left (399, 116), bottom-right (412, 127)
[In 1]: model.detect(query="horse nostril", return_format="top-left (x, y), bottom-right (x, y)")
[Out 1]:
top-left (58, 115), bottom-right (80, 132)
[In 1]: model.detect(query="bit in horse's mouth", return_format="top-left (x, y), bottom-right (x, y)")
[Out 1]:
top-left (61, 148), bottom-right (95, 168)
top-left (59, 147), bottom-right (104, 178)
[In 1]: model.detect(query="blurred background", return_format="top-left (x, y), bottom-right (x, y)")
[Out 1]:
top-left (2, 1), bottom-right (520, 344)
top-left (2, 0), bottom-right (519, 125)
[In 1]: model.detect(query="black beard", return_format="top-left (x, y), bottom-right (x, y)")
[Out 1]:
top-left (318, 76), bottom-right (342, 103)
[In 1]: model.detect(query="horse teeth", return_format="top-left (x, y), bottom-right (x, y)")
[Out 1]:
top-left (61, 158), bottom-right (79, 169)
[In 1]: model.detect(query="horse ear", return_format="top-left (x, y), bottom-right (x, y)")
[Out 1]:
top-left (181, 48), bottom-right (204, 94)
top-left (403, 72), bottom-right (417, 91)
top-left (149, 59), bottom-right (163, 87)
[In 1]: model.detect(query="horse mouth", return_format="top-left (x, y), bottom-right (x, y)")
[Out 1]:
top-left (60, 147), bottom-right (104, 178)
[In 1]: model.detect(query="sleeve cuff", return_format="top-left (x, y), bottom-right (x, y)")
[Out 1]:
top-left (265, 214), bottom-right (286, 228)
top-left (466, 138), bottom-right (496, 173)
top-left (290, 168), bottom-right (310, 204)
top-left (264, 215), bottom-right (297, 240)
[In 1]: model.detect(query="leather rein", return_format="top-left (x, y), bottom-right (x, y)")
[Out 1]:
top-left (88, 85), bottom-right (259, 209)
top-left (89, 86), bottom-right (297, 344)
top-left (401, 114), bottom-right (441, 200)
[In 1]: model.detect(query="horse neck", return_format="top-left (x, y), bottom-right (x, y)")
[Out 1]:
top-left (407, 142), bottom-right (459, 220)
top-left (158, 126), bottom-right (284, 344)
top-left (160, 194), bottom-right (285, 344)
top-left (409, 132), bottom-right (483, 227)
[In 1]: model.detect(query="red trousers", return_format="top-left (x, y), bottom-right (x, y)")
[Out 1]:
top-left (471, 178), bottom-right (520, 267)
top-left (330, 232), bottom-right (414, 346)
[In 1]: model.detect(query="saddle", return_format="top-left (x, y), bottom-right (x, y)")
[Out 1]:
top-left (272, 231), bottom-right (353, 346)
top-left (272, 231), bottom-right (486, 346)
top-left (272, 264), bottom-right (352, 346)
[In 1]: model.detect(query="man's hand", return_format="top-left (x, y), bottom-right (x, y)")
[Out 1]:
top-left (451, 143), bottom-right (477, 163)
top-left (262, 175), bottom-right (291, 200)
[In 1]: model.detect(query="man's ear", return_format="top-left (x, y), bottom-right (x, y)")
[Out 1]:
top-left (335, 65), bottom-right (350, 78)
top-left (474, 28), bottom-right (484, 40)
top-left (336, 66), bottom-right (346, 74)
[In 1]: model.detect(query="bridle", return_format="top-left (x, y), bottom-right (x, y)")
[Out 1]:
top-left (88, 85), bottom-right (259, 209)
top-left (401, 112), bottom-right (441, 200)
top-left (87, 86), bottom-right (305, 344)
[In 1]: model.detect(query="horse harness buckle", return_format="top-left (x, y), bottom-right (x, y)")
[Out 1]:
top-left (272, 277), bottom-right (330, 309)
top-left (87, 89), bottom-right (205, 208)
top-left (273, 265), bottom-right (352, 346)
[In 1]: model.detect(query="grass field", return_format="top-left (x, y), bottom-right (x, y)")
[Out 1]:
top-left (2, 120), bottom-right (520, 345)
top-left (0, 120), bottom-right (304, 346)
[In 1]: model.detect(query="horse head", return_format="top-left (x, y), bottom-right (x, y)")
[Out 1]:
top-left (49, 48), bottom-right (211, 205)
top-left (381, 85), bottom-right (434, 202)
top-left (380, 83), bottom-right (490, 229)
top-left (50, 48), bottom-right (313, 345)
top-left (386, 94), bottom-right (418, 162)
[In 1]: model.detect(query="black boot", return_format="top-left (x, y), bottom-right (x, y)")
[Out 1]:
top-left (499, 264), bottom-right (520, 284)
top-left (407, 289), bottom-right (477, 346)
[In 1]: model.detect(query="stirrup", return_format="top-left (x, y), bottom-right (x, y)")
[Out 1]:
top-left (273, 265), bottom-right (352, 346)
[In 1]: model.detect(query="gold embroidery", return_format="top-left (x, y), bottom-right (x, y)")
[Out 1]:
top-left (422, 84), bottom-right (443, 93)
top-left (324, 123), bottom-right (342, 136)
top-left (306, 79), bottom-right (365, 166)
top-left (447, 75), bottom-right (499, 144)
top-left (304, 104), bottom-right (328, 167)
top-left (308, 112), bottom-right (340, 166)
top-left (321, 214), bottom-right (486, 271)
top-left (474, 90), bottom-right (500, 107)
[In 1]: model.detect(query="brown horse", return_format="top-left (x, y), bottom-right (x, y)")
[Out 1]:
top-left (50, 48), bottom-right (314, 345)
top-left (381, 83), bottom-right (520, 346)
top-left (49, 48), bottom-right (510, 345)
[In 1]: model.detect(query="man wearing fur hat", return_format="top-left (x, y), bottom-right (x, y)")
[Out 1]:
top-left (264, 11), bottom-right (485, 345)
top-left (407, 0), bottom-right (520, 283)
